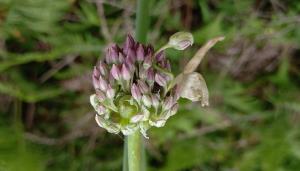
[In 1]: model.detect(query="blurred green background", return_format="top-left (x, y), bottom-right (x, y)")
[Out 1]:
top-left (0, 0), bottom-right (300, 170)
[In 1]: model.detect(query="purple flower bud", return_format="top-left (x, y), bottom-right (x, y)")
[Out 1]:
top-left (159, 59), bottom-right (171, 71)
top-left (155, 51), bottom-right (165, 62)
top-left (124, 34), bottom-right (135, 55)
top-left (131, 83), bottom-right (142, 101)
top-left (98, 75), bottom-right (108, 91)
top-left (121, 63), bottom-right (131, 80)
top-left (151, 94), bottom-right (160, 108)
top-left (125, 57), bottom-right (135, 73)
top-left (96, 89), bottom-right (106, 102)
top-left (127, 48), bottom-right (136, 61)
top-left (118, 52), bottom-right (125, 63)
top-left (146, 68), bottom-right (155, 84)
top-left (93, 75), bottom-right (100, 89)
top-left (146, 45), bottom-right (154, 56)
top-left (106, 44), bottom-right (119, 63)
top-left (142, 95), bottom-right (152, 107)
top-left (106, 85), bottom-right (115, 99)
top-left (111, 64), bottom-right (121, 80)
top-left (93, 66), bottom-right (101, 78)
top-left (127, 51), bottom-right (136, 65)
top-left (168, 32), bottom-right (194, 50)
top-left (139, 67), bottom-right (147, 80)
top-left (143, 54), bottom-right (152, 69)
top-left (155, 73), bottom-right (167, 87)
top-left (137, 80), bottom-right (149, 94)
top-left (137, 44), bottom-right (145, 61)
top-left (98, 62), bottom-right (107, 76)
top-left (163, 96), bottom-right (174, 110)
top-left (108, 73), bottom-right (115, 85)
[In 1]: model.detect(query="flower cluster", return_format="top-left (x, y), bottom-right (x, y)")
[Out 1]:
top-left (90, 32), bottom-right (224, 138)
top-left (90, 34), bottom-right (183, 137)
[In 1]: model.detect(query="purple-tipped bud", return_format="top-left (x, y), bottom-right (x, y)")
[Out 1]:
top-left (163, 96), bottom-right (174, 110)
top-left (98, 75), bottom-right (108, 91)
top-left (139, 67), bottom-right (147, 80)
top-left (96, 89), bottom-right (106, 102)
top-left (143, 54), bottom-right (152, 69)
top-left (146, 45), bottom-right (154, 56)
top-left (124, 34), bottom-right (135, 55)
top-left (137, 44), bottom-right (145, 61)
top-left (118, 52), bottom-right (125, 63)
top-left (111, 64), bottom-right (121, 80)
top-left (121, 63), bottom-right (131, 80)
top-left (168, 32), bottom-right (194, 50)
top-left (127, 48), bottom-right (136, 61)
top-left (125, 58), bottom-right (135, 73)
top-left (127, 50), bottom-right (136, 65)
top-left (98, 62), bottom-right (107, 76)
top-left (146, 68), bottom-right (155, 84)
top-left (142, 95), bottom-right (152, 107)
top-left (106, 85), bottom-right (115, 99)
top-left (106, 44), bottom-right (119, 63)
top-left (155, 51), bottom-right (165, 62)
top-left (159, 59), bottom-right (171, 71)
top-left (151, 94), bottom-right (160, 108)
top-left (155, 73), bottom-right (167, 87)
top-left (137, 80), bottom-right (149, 94)
top-left (131, 83), bottom-right (142, 101)
top-left (93, 66), bottom-right (101, 78)
top-left (108, 73), bottom-right (115, 85)
top-left (93, 75), bottom-right (100, 89)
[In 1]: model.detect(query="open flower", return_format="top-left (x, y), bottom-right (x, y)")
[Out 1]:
top-left (90, 32), bottom-right (224, 138)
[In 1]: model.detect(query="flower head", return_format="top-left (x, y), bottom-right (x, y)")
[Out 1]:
top-left (90, 32), bottom-right (224, 138)
top-left (90, 34), bottom-right (180, 137)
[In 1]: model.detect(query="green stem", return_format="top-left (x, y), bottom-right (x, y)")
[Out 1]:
top-left (127, 131), bottom-right (142, 171)
top-left (135, 0), bottom-right (150, 43)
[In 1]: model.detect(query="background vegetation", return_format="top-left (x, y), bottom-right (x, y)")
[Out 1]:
top-left (0, 0), bottom-right (300, 170)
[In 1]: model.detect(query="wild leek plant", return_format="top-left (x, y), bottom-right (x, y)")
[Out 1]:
top-left (90, 32), bottom-right (224, 170)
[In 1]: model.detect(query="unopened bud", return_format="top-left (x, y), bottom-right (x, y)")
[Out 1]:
top-left (137, 80), bottom-right (149, 94)
top-left (106, 85), bottom-right (115, 99)
top-left (143, 54), bottom-right (152, 69)
top-left (124, 34), bottom-right (135, 55)
top-left (111, 64), bottom-right (121, 80)
top-left (131, 83), bottom-right (142, 101)
top-left (121, 63), bottom-right (131, 80)
top-left (98, 75), bottom-right (108, 91)
top-left (98, 62), bottom-right (107, 76)
top-left (168, 32), bottom-right (193, 50)
top-left (163, 96), bottom-right (174, 110)
top-left (155, 73), bottom-right (167, 87)
top-left (137, 44), bottom-right (145, 61)
top-left (151, 94), bottom-right (160, 108)
top-left (142, 95), bottom-right (152, 107)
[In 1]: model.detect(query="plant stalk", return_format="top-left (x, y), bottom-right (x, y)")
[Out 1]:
top-left (127, 131), bottom-right (142, 171)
